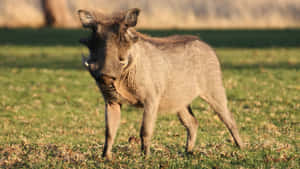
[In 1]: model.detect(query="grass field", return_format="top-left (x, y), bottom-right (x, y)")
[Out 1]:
top-left (0, 28), bottom-right (299, 168)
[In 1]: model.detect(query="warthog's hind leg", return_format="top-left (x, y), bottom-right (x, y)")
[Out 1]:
top-left (177, 105), bottom-right (199, 152)
top-left (201, 86), bottom-right (244, 149)
top-left (216, 107), bottom-right (244, 149)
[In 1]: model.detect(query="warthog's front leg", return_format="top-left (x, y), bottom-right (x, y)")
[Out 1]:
top-left (140, 99), bottom-right (159, 156)
top-left (102, 102), bottom-right (121, 160)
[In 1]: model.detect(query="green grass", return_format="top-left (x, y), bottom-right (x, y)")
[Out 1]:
top-left (0, 28), bottom-right (299, 168)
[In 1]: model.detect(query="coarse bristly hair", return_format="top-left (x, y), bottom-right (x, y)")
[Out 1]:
top-left (78, 8), bottom-right (244, 160)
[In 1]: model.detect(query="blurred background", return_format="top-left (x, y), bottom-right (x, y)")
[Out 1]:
top-left (0, 0), bottom-right (300, 29)
top-left (1, 1), bottom-right (300, 168)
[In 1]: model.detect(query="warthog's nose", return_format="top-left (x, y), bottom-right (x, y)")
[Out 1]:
top-left (99, 74), bottom-right (116, 85)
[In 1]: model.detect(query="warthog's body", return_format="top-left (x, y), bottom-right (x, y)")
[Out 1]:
top-left (117, 33), bottom-right (221, 113)
top-left (78, 8), bottom-right (244, 159)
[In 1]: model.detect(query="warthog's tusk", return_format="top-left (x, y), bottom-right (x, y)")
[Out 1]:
top-left (81, 54), bottom-right (89, 68)
top-left (84, 61), bottom-right (89, 67)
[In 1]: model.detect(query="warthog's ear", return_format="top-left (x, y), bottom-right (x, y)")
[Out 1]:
top-left (124, 8), bottom-right (140, 27)
top-left (78, 10), bottom-right (97, 28)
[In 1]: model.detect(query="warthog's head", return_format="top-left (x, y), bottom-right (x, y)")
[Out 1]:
top-left (78, 8), bottom-right (140, 84)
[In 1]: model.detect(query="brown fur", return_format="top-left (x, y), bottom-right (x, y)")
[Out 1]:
top-left (78, 8), bottom-right (244, 160)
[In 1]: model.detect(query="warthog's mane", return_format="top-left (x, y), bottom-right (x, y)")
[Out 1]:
top-left (134, 30), bottom-right (199, 47)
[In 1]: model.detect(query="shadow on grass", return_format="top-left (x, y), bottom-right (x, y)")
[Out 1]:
top-left (0, 28), bottom-right (300, 48)
top-left (0, 28), bottom-right (299, 70)
top-left (0, 28), bottom-right (87, 46)
top-left (142, 29), bottom-right (300, 48)
top-left (222, 62), bottom-right (300, 70)
top-left (0, 60), bottom-right (83, 70)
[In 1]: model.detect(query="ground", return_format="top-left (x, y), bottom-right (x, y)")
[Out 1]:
top-left (0, 28), bottom-right (299, 168)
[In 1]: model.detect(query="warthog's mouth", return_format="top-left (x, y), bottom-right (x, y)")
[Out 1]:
top-left (98, 74), bottom-right (116, 85)
top-left (81, 54), bottom-right (99, 80)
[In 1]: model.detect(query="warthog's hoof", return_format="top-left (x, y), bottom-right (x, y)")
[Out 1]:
top-left (102, 153), bottom-right (112, 161)
top-left (186, 151), bottom-right (196, 156)
top-left (237, 142), bottom-right (245, 150)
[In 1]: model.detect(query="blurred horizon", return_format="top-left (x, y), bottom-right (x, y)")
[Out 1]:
top-left (0, 0), bottom-right (300, 29)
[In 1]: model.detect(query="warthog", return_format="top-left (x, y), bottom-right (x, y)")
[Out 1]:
top-left (78, 8), bottom-right (244, 159)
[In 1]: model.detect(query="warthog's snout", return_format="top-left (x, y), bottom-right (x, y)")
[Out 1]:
top-left (82, 54), bottom-right (116, 84)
